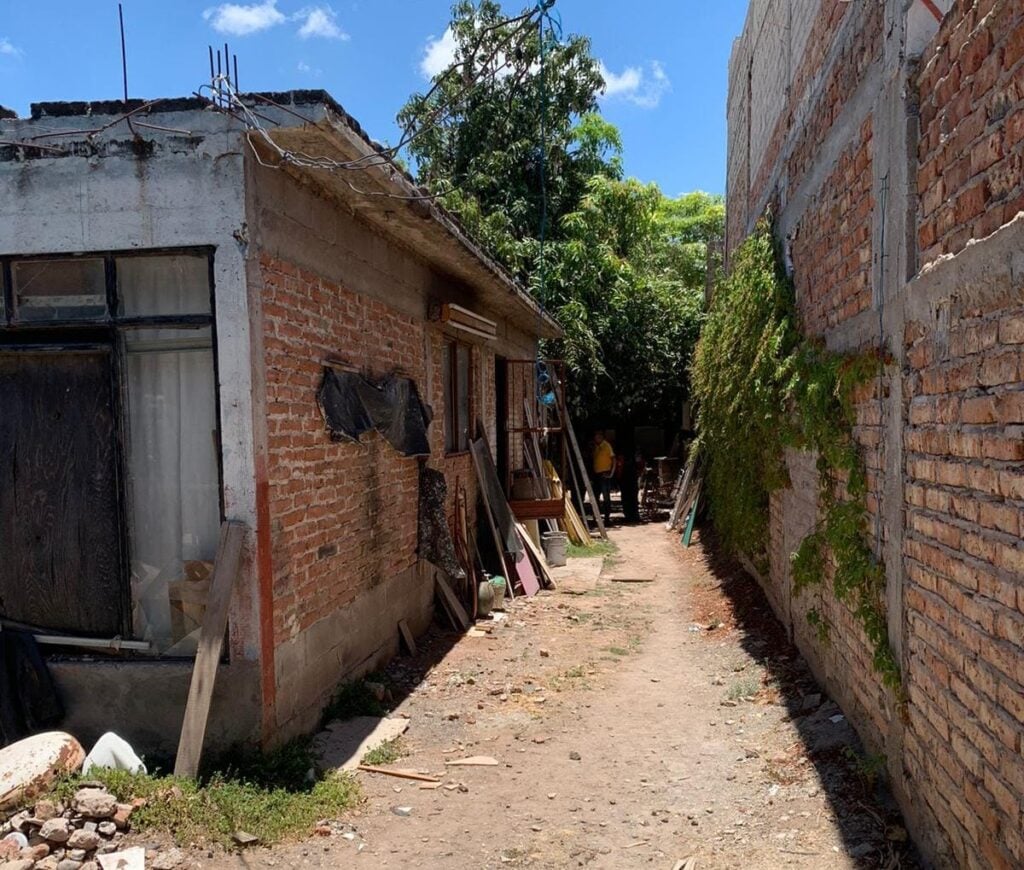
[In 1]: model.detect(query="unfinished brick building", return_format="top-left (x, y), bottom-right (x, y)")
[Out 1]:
top-left (728, 0), bottom-right (1024, 865)
top-left (0, 91), bottom-right (558, 758)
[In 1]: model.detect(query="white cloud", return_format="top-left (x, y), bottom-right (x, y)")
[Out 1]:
top-left (0, 38), bottom-right (22, 57)
top-left (203, 1), bottom-right (286, 35)
top-left (599, 60), bottom-right (671, 109)
top-left (297, 6), bottom-right (348, 40)
top-left (420, 27), bottom-right (457, 79)
top-left (600, 62), bottom-right (642, 97)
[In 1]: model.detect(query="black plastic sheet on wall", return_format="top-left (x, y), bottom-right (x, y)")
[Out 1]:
top-left (317, 367), bottom-right (432, 457)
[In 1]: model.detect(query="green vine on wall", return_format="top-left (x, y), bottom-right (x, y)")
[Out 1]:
top-left (691, 216), bottom-right (902, 694)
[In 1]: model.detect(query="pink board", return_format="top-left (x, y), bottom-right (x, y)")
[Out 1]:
top-left (514, 532), bottom-right (541, 597)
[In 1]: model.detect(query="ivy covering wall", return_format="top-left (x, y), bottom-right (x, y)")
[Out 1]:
top-left (691, 217), bottom-right (901, 692)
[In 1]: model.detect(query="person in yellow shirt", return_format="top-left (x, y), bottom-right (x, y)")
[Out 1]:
top-left (592, 431), bottom-right (614, 526)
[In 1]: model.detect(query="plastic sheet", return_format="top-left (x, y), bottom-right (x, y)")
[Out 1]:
top-left (318, 368), bottom-right (432, 457)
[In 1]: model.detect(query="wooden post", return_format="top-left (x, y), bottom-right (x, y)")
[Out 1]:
top-left (563, 410), bottom-right (608, 540)
top-left (174, 521), bottom-right (245, 778)
top-left (469, 438), bottom-right (517, 597)
top-left (548, 369), bottom-right (607, 540)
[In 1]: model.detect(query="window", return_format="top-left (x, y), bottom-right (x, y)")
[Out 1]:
top-left (11, 258), bottom-right (107, 321)
top-left (0, 250), bottom-right (220, 657)
top-left (443, 338), bottom-right (473, 453)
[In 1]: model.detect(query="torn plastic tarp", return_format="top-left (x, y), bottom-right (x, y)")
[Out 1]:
top-left (318, 368), bottom-right (432, 457)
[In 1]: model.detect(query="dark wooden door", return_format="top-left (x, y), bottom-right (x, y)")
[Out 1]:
top-left (0, 349), bottom-right (125, 635)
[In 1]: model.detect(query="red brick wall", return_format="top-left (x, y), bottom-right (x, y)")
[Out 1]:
top-left (902, 299), bottom-right (1024, 868)
top-left (734, 0), bottom-right (883, 243)
top-left (259, 254), bottom-right (425, 646)
top-left (781, 0), bottom-right (883, 201)
top-left (792, 118), bottom-right (874, 337)
top-left (917, 0), bottom-right (1024, 266)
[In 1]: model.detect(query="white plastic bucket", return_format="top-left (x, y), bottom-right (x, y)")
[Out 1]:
top-left (542, 531), bottom-right (568, 567)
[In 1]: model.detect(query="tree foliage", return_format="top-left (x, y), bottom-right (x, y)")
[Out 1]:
top-left (398, 1), bottom-right (723, 426)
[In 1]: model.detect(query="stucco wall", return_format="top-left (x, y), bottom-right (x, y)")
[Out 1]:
top-left (0, 104), bottom-right (264, 755)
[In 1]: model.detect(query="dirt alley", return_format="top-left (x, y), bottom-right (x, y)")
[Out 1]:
top-left (219, 524), bottom-right (918, 869)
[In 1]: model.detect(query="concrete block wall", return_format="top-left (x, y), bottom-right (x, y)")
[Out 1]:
top-left (727, 0), bottom-right (1024, 865)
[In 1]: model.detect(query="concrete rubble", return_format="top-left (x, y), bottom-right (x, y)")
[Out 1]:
top-left (0, 786), bottom-right (152, 870)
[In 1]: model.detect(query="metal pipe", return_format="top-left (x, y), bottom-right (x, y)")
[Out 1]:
top-left (33, 635), bottom-right (152, 652)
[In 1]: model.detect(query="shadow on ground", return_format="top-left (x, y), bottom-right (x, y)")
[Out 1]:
top-left (686, 522), bottom-right (922, 869)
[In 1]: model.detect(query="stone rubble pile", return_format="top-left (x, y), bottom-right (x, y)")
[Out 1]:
top-left (0, 785), bottom-right (147, 870)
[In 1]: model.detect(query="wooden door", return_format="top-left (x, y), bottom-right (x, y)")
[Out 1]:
top-left (0, 348), bottom-right (126, 635)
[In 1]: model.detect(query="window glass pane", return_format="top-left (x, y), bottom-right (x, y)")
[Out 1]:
top-left (442, 341), bottom-right (454, 453)
top-left (457, 344), bottom-right (470, 452)
top-left (117, 255), bottom-right (210, 317)
top-left (12, 258), bottom-right (107, 321)
top-left (123, 326), bottom-right (220, 656)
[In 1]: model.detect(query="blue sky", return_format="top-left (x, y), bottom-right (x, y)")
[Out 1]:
top-left (0, 1), bottom-right (747, 195)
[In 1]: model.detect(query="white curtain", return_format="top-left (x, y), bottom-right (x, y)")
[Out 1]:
top-left (118, 257), bottom-right (219, 655)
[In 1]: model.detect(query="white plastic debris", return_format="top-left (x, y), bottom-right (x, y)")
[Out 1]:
top-left (82, 732), bottom-right (147, 776)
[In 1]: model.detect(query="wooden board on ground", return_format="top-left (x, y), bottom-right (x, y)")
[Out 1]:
top-left (398, 618), bottom-right (417, 656)
top-left (313, 717), bottom-right (410, 772)
top-left (174, 520), bottom-right (245, 779)
top-left (549, 556), bottom-right (603, 595)
top-left (433, 566), bottom-right (470, 631)
top-left (445, 755), bottom-right (499, 766)
top-left (357, 765), bottom-right (439, 783)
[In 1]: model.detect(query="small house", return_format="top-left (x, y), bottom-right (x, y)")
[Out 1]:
top-left (0, 90), bottom-right (559, 756)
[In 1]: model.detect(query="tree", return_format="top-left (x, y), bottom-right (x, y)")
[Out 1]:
top-left (398, 2), bottom-right (724, 520)
top-left (398, 0), bottom-right (610, 280)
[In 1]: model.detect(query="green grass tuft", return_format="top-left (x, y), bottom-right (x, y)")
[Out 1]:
top-left (51, 764), bottom-right (359, 849)
top-left (361, 737), bottom-right (405, 766)
top-left (323, 676), bottom-right (389, 721)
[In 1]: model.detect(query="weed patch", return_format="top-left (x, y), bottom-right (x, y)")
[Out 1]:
top-left (50, 753), bottom-right (359, 849)
top-left (361, 737), bottom-right (406, 766)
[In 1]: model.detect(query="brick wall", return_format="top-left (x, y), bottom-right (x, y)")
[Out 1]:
top-left (256, 249), bottom-right (530, 736)
top-left (902, 297), bottom-right (1024, 868)
top-left (260, 254), bottom-right (425, 647)
top-left (917, 0), bottom-right (1024, 266)
top-left (727, 0), bottom-right (1024, 865)
top-left (792, 118), bottom-right (874, 338)
top-left (727, 0), bottom-right (879, 249)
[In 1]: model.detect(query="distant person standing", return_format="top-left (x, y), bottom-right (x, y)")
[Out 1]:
top-left (592, 430), bottom-right (614, 526)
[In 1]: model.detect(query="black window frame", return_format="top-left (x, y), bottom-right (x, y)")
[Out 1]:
top-left (0, 246), bottom-right (223, 655)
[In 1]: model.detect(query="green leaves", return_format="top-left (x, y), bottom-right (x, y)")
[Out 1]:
top-left (397, 2), bottom-right (721, 428)
top-left (693, 218), bottom-right (902, 695)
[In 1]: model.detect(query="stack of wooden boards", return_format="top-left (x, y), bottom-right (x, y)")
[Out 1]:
top-left (667, 451), bottom-right (702, 547)
top-left (544, 461), bottom-right (592, 546)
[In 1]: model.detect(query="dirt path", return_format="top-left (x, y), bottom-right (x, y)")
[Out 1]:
top-left (219, 524), bottom-right (917, 869)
